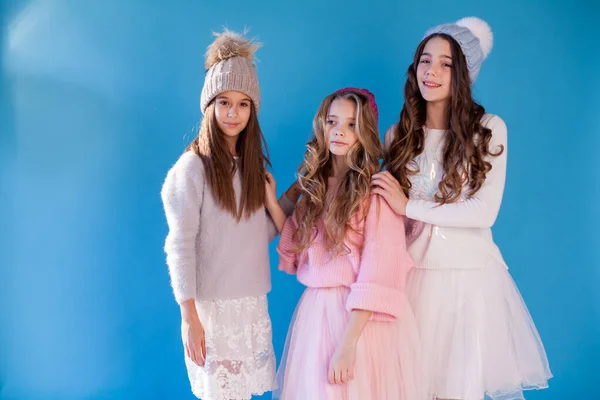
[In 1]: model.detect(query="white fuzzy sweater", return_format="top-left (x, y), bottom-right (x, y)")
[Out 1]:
top-left (161, 151), bottom-right (296, 303)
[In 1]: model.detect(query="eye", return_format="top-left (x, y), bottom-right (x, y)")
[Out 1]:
top-left (419, 59), bottom-right (430, 64)
top-left (219, 100), bottom-right (229, 106)
top-left (348, 123), bottom-right (356, 128)
top-left (443, 63), bottom-right (453, 68)
top-left (240, 102), bottom-right (249, 107)
top-left (326, 120), bottom-right (336, 125)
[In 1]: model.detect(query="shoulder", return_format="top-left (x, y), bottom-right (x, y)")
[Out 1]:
top-left (162, 151), bottom-right (205, 196)
top-left (166, 151), bottom-right (206, 181)
top-left (365, 194), bottom-right (401, 222)
top-left (172, 151), bottom-right (204, 174)
top-left (480, 113), bottom-right (507, 147)
top-left (481, 114), bottom-right (507, 135)
top-left (384, 123), bottom-right (399, 150)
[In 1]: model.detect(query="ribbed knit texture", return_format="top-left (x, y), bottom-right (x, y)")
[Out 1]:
top-left (277, 189), bottom-right (413, 321)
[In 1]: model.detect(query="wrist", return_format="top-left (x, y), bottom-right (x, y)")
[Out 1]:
top-left (340, 333), bottom-right (359, 349)
top-left (180, 300), bottom-right (199, 322)
top-left (265, 195), bottom-right (276, 209)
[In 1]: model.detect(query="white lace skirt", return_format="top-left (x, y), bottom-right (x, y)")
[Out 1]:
top-left (184, 295), bottom-right (277, 400)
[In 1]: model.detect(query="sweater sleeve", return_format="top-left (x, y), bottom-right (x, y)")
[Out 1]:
top-left (266, 194), bottom-right (298, 242)
top-left (406, 115), bottom-right (508, 228)
top-left (276, 211), bottom-right (300, 274)
top-left (279, 193), bottom-right (297, 217)
top-left (161, 152), bottom-right (204, 304)
top-left (346, 195), bottom-right (412, 321)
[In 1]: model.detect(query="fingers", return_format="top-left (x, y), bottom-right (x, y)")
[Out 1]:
top-left (328, 366), bottom-right (335, 385)
top-left (185, 344), bottom-right (191, 360)
top-left (328, 366), bottom-right (351, 385)
top-left (371, 177), bottom-right (394, 192)
top-left (373, 171), bottom-right (401, 191)
top-left (371, 185), bottom-right (392, 203)
top-left (373, 170), bottom-right (400, 187)
top-left (190, 346), bottom-right (199, 366)
top-left (198, 338), bottom-right (206, 367)
top-left (339, 368), bottom-right (347, 384)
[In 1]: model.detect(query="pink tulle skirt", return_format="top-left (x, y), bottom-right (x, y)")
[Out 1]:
top-left (273, 286), bottom-right (426, 400)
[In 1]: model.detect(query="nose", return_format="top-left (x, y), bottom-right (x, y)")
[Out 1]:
top-left (425, 63), bottom-right (438, 77)
top-left (333, 126), bottom-right (345, 137)
top-left (227, 106), bottom-right (237, 118)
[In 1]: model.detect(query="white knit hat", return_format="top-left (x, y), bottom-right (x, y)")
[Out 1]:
top-left (424, 17), bottom-right (493, 83)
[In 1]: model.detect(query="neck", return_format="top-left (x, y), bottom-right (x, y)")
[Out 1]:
top-left (425, 100), bottom-right (450, 130)
top-left (331, 155), bottom-right (348, 179)
top-left (225, 135), bottom-right (239, 157)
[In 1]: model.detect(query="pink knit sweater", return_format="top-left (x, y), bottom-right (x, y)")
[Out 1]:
top-left (277, 192), bottom-right (413, 320)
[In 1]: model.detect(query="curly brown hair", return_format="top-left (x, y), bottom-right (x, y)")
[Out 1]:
top-left (186, 100), bottom-right (270, 220)
top-left (294, 90), bottom-right (382, 255)
top-left (385, 33), bottom-right (503, 204)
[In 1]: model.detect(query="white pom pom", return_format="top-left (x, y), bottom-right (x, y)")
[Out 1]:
top-left (456, 17), bottom-right (493, 58)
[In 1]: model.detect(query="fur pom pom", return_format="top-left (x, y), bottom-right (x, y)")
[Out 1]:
top-left (456, 17), bottom-right (493, 58)
top-left (205, 29), bottom-right (261, 69)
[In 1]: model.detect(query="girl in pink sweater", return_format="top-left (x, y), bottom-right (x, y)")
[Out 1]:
top-left (273, 88), bottom-right (424, 400)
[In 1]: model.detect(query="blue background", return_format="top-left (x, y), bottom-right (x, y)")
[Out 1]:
top-left (1, 0), bottom-right (598, 399)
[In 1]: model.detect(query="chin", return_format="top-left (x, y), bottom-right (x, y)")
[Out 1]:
top-left (421, 93), bottom-right (447, 103)
top-left (222, 130), bottom-right (242, 138)
top-left (329, 149), bottom-right (348, 157)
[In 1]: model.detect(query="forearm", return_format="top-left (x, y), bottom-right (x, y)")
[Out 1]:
top-left (340, 309), bottom-right (372, 347)
top-left (284, 184), bottom-right (301, 203)
top-left (266, 200), bottom-right (286, 233)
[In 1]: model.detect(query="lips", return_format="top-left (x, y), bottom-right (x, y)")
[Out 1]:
top-left (223, 122), bottom-right (240, 128)
top-left (422, 81), bottom-right (441, 88)
top-left (331, 141), bottom-right (347, 146)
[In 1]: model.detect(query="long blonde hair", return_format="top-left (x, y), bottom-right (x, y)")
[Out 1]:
top-left (294, 89), bottom-right (382, 255)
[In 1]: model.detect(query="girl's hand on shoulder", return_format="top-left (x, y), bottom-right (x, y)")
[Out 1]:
top-left (371, 171), bottom-right (408, 216)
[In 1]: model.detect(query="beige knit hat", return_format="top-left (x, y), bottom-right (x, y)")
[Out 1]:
top-left (200, 30), bottom-right (261, 114)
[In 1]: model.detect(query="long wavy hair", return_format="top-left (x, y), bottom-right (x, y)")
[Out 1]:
top-left (294, 90), bottom-right (382, 255)
top-left (186, 100), bottom-right (270, 220)
top-left (384, 33), bottom-right (503, 204)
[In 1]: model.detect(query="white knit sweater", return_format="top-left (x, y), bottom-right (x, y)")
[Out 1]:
top-left (385, 114), bottom-right (508, 269)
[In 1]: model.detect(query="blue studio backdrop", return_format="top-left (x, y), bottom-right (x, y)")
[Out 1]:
top-left (1, 0), bottom-right (598, 399)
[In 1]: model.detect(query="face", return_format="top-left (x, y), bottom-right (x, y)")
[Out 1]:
top-left (416, 36), bottom-right (453, 104)
top-left (326, 98), bottom-right (359, 157)
top-left (214, 90), bottom-right (252, 138)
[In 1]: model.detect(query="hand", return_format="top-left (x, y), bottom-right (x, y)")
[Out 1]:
top-left (328, 342), bottom-right (356, 385)
top-left (181, 313), bottom-right (206, 367)
top-left (265, 171), bottom-right (277, 206)
top-left (284, 180), bottom-right (302, 203)
top-left (371, 171), bottom-right (408, 215)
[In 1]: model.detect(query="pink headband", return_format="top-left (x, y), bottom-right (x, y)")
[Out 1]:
top-left (334, 87), bottom-right (379, 123)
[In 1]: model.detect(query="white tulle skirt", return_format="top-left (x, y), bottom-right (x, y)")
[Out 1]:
top-left (406, 254), bottom-right (552, 400)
